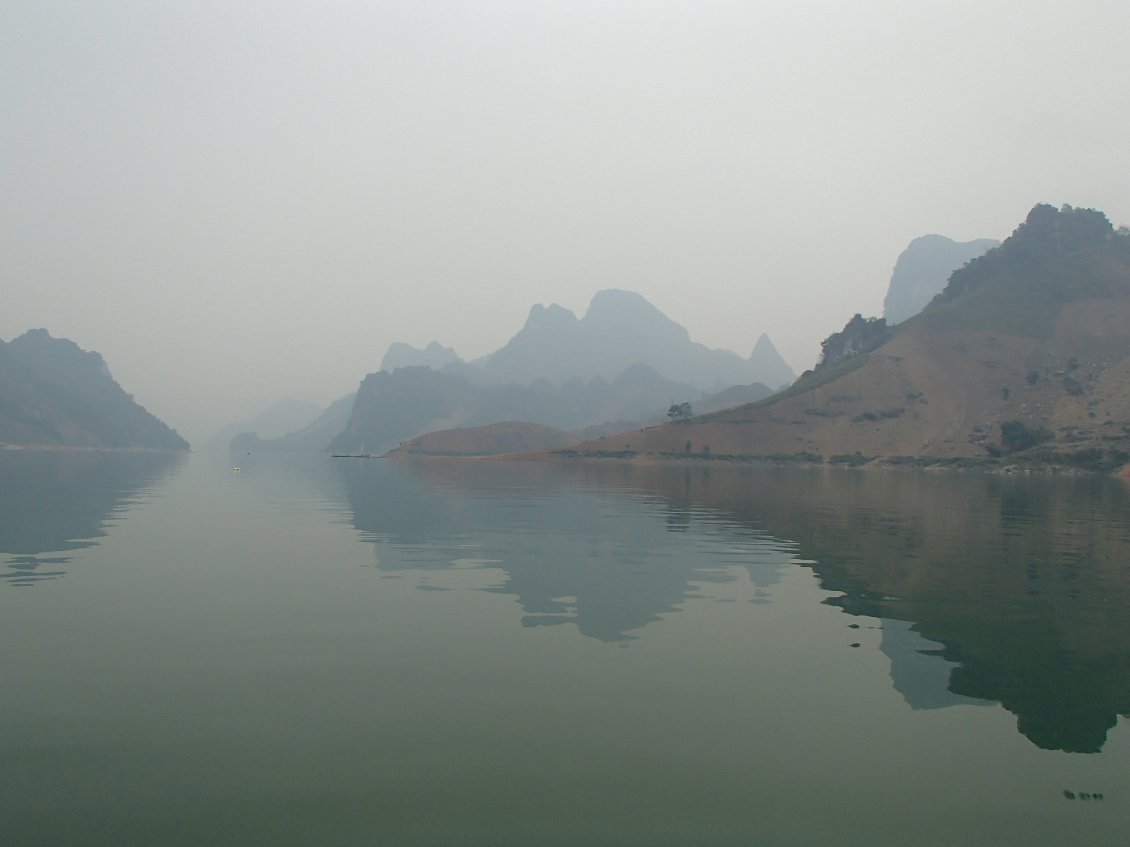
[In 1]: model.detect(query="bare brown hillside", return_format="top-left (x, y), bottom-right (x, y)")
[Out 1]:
top-left (566, 205), bottom-right (1130, 466)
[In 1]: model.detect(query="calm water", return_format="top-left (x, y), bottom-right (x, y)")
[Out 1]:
top-left (2, 452), bottom-right (1129, 845)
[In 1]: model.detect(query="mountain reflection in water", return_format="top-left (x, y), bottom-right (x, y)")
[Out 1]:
top-left (337, 458), bottom-right (794, 642)
top-left (0, 451), bottom-right (182, 585)
top-left (339, 458), bottom-right (1130, 754)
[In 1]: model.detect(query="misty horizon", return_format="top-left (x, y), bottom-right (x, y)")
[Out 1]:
top-left (4, 2), bottom-right (1128, 443)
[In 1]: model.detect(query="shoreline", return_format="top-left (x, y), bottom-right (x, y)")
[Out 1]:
top-left (385, 447), bottom-right (1130, 477)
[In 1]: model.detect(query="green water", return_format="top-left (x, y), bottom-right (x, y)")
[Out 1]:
top-left (2, 452), bottom-right (1128, 845)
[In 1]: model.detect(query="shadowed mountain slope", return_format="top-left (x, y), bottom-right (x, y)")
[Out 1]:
top-left (329, 363), bottom-right (699, 456)
top-left (0, 330), bottom-right (188, 449)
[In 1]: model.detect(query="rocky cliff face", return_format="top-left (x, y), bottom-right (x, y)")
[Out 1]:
top-left (816, 315), bottom-right (892, 371)
top-left (0, 329), bottom-right (188, 449)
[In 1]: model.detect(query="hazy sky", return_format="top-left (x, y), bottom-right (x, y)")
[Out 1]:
top-left (4, 1), bottom-right (1128, 444)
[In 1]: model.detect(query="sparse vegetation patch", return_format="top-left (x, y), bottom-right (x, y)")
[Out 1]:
top-left (1063, 375), bottom-right (1086, 396)
top-left (852, 407), bottom-right (906, 423)
top-left (998, 420), bottom-right (1055, 453)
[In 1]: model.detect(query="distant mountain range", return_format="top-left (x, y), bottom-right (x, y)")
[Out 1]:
top-left (201, 397), bottom-right (325, 452)
top-left (569, 205), bottom-right (1130, 470)
top-left (380, 341), bottom-right (461, 373)
top-left (0, 329), bottom-right (188, 449)
top-left (239, 290), bottom-right (790, 454)
top-left (327, 290), bottom-right (790, 455)
top-left (381, 289), bottom-right (795, 390)
top-left (883, 234), bottom-right (999, 324)
top-left (329, 362), bottom-right (709, 456)
top-left (470, 289), bottom-right (795, 389)
top-left (230, 393), bottom-right (356, 454)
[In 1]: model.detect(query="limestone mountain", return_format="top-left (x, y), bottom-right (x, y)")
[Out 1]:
top-left (883, 234), bottom-right (1000, 324)
top-left (322, 289), bottom-right (792, 455)
top-left (568, 205), bottom-right (1130, 467)
top-left (748, 332), bottom-right (795, 389)
top-left (0, 329), bottom-right (188, 449)
top-left (478, 289), bottom-right (794, 389)
top-left (380, 341), bottom-right (461, 373)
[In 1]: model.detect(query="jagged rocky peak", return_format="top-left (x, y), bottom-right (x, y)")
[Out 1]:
top-left (816, 314), bottom-right (891, 371)
top-left (480, 288), bottom-right (790, 389)
top-left (380, 340), bottom-right (462, 373)
top-left (750, 332), bottom-right (775, 356)
top-left (525, 302), bottom-right (579, 328)
top-left (883, 234), bottom-right (999, 325)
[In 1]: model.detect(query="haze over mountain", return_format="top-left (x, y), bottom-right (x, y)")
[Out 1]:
top-left (377, 290), bottom-right (793, 391)
top-left (380, 342), bottom-right (461, 373)
top-left (883, 234), bottom-right (1000, 324)
top-left (569, 205), bottom-right (1130, 468)
top-left (202, 398), bottom-right (324, 452)
top-left (386, 380), bottom-right (777, 459)
top-left (5, 3), bottom-right (1129, 445)
top-left (327, 290), bottom-right (789, 455)
top-left (0, 330), bottom-right (188, 450)
top-left (235, 290), bottom-right (784, 454)
top-left (329, 363), bottom-right (699, 456)
top-left (474, 289), bottom-right (793, 390)
top-left (230, 393), bottom-right (356, 454)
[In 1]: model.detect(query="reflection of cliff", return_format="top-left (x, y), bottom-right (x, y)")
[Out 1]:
top-left (576, 461), bottom-right (1130, 753)
top-left (880, 620), bottom-right (989, 711)
top-left (0, 451), bottom-right (182, 586)
top-left (336, 459), bottom-right (792, 642)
